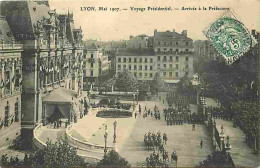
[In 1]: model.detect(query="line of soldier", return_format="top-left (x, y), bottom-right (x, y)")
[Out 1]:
top-left (163, 108), bottom-right (188, 126)
top-left (144, 131), bottom-right (168, 151)
top-left (208, 106), bottom-right (233, 121)
top-left (145, 150), bottom-right (170, 168)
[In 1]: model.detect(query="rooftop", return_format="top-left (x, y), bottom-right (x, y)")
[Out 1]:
top-left (115, 49), bottom-right (155, 56)
top-left (0, 16), bottom-right (13, 43)
top-left (43, 87), bottom-right (78, 103)
top-left (86, 43), bottom-right (99, 50)
top-left (154, 31), bottom-right (192, 41)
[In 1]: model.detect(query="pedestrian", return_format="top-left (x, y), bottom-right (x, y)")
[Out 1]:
top-left (135, 112), bottom-right (137, 119)
top-left (200, 139), bottom-right (203, 149)
top-left (192, 124), bottom-right (195, 131)
top-left (15, 155), bottom-right (19, 165)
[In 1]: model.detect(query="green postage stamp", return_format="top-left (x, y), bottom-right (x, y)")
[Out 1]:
top-left (204, 13), bottom-right (257, 64)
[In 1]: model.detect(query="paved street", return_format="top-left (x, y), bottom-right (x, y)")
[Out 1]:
top-left (215, 119), bottom-right (259, 168)
top-left (71, 100), bottom-right (213, 167)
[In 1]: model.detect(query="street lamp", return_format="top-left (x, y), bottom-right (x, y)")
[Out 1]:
top-left (219, 125), bottom-right (225, 151)
top-left (113, 119), bottom-right (117, 151)
top-left (136, 89), bottom-right (139, 104)
top-left (104, 124), bottom-right (108, 155)
top-left (225, 135), bottom-right (232, 151)
top-left (133, 93), bottom-right (136, 110)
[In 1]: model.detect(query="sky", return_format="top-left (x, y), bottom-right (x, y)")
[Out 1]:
top-left (49, 0), bottom-right (260, 41)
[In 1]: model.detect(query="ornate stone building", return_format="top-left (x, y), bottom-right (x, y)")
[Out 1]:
top-left (0, 16), bottom-right (22, 147)
top-left (1, 1), bottom-right (85, 146)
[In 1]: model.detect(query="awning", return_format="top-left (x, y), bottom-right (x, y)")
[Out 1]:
top-left (43, 87), bottom-right (78, 103)
top-left (164, 79), bottom-right (180, 84)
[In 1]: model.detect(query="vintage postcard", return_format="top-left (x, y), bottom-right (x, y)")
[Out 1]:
top-left (0, 0), bottom-right (259, 167)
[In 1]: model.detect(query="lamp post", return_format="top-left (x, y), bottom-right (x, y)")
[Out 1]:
top-left (113, 119), bottom-right (117, 151)
top-left (133, 93), bottom-right (136, 110)
top-left (225, 135), bottom-right (232, 151)
top-left (219, 125), bottom-right (225, 151)
top-left (104, 124), bottom-right (108, 155)
top-left (136, 89), bottom-right (139, 104)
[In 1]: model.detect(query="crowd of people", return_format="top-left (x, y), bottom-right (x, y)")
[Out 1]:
top-left (140, 105), bottom-right (161, 120)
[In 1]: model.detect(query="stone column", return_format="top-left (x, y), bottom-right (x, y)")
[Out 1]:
top-left (1, 62), bottom-right (5, 97)
top-left (212, 120), bottom-right (217, 150)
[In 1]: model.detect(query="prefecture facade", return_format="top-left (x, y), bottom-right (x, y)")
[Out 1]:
top-left (115, 29), bottom-right (194, 84)
top-left (0, 16), bottom-right (22, 146)
top-left (1, 1), bottom-right (85, 146)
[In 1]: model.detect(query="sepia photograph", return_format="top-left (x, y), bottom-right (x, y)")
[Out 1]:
top-left (0, 0), bottom-right (259, 167)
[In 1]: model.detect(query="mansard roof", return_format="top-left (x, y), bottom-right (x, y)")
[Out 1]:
top-left (0, 16), bottom-right (13, 43)
top-left (43, 87), bottom-right (78, 103)
top-left (154, 31), bottom-right (192, 41)
top-left (1, 1), bottom-right (50, 37)
top-left (86, 43), bottom-right (99, 50)
top-left (115, 48), bottom-right (155, 56)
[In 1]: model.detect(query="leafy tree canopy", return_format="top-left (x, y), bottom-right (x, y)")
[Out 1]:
top-left (150, 72), bottom-right (168, 94)
top-left (30, 139), bottom-right (87, 168)
top-left (197, 151), bottom-right (234, 168)
top-left (97, 150), bottom-right (131, 167)
top-left (115, 69), bottom-right (138, 92)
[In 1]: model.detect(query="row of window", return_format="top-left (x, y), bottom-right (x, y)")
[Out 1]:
top-left (156, 48), bottom-right (190, 53)
top-left (117, 56), bottom-right (189, 63)
top-left (162, 72), bottom-right (179, 77)
top-left (157, 41), bottom-right (190, 46)
top-left (117, 65), bottom-right (154, 70)
top-left (117, 64), bottom-right (189, 70)
top-left (118, 58), bottom-right (153, 63)
top-left (164, 71), bottom-right (189, 77)
top-left (158, 56), bottom-right (189, 62)
top-left (133, 72), bottom-right (153, 78)
top-left (131, 71), bottom-right (188, 78)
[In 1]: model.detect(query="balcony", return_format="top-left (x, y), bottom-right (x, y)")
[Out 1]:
top-left (1, 44), bottom-right (23, 50)
top-left (155, 50), bottom-right (194, 55)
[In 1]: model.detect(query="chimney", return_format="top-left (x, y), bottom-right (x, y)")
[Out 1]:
top-left (182, 30), bottom-right (187, 37)
top-left (251, 29), bottom-right (256, 36)
top-left (129, 35), bottom-right (134, 39)
top-left (173, 29), bottom-right (175, 32)
top-left (154, 29), bottom-right (157, 36)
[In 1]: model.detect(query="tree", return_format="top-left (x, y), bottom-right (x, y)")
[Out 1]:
top-left (115, 69), bottom-right (138, 92)
top-left (197, 151), bottom-right (234, 168)
top-left (150, 72), bottom-right (168, 95)
top-left (1, 139), bottom-right (88, 168)
top-left (137, 80), bottom-right (150, 100)
top-left (97, 150), bottom-right (131, 167)
top-left (30, 139), bottom-right (87, 168)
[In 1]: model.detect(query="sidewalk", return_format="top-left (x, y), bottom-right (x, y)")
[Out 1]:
top-left (215, 119), bottom-right (259, 168)
top-left (71, 108), bottom-right (107, 141)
